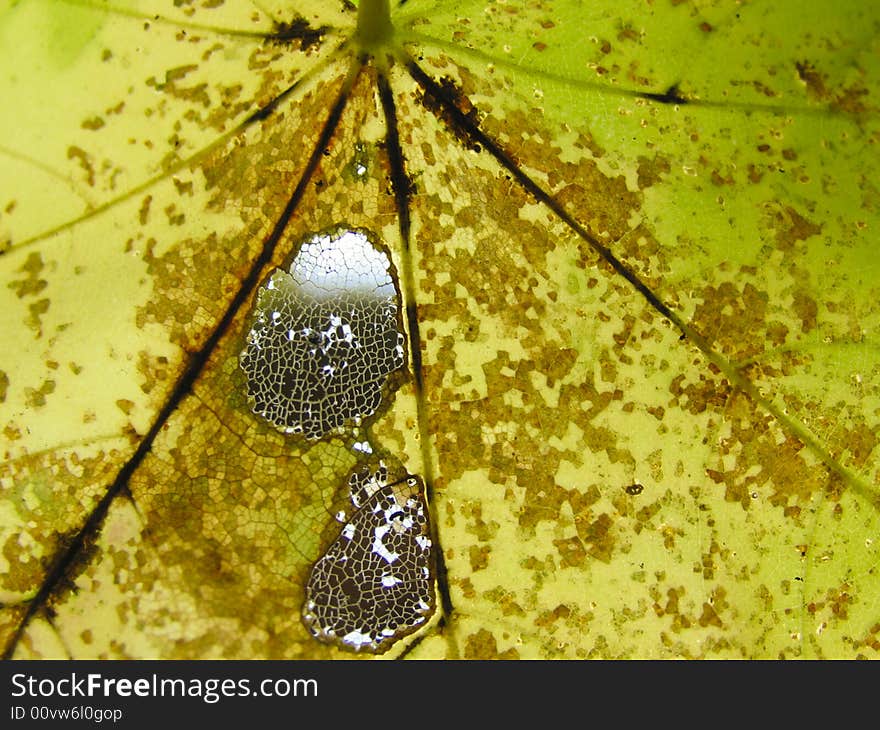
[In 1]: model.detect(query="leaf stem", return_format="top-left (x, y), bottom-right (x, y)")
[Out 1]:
top-left (355, 0), bottom-right (393, 50)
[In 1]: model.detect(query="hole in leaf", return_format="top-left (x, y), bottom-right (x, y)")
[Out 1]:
top-left (302, 463), bottom-right (434, 653)
top-left (239, 227), bottom-right (405, 439)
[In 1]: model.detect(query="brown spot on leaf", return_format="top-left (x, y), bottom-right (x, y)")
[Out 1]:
top-left (464, 628), bottom-right (519, 659)
top-left (147, 64), bottom-right (210, 108)
top-left (636, 154), bottom-right (671, 189)
top-left (24, 379), bottom-right (55, 408)
top-left (554, 536), bottom-right (587, 567)
top-left (575, 512), bottom-right (615, 563)
top-left (808, 582), bottom-right (852, 622)
top-left (766, 204), bottom-right (822, 251)
top-left (699, 601), bottom-right (723, 628)
top-left (796, 61), bottom-right (828, 100)
top-left (833, 84), bottom-right (870, 114)
top-left (115, 399), bottom-right (135, 416)
top-left (853, 623), bottom-right (880, 655)
top-left (81, 116), bottom-right (105, 130)
top-left (469, 544), bottom-right (490, 571)
top-left (791, 289), bottom-right (818, 333)
top-left (67, 146), bottom-right (95, 186)
top-left (8, 252), bottom-right (47, 298)
top-left (535, 604), bottom-right (571, 628)
top-left (136, 351), bottom-right (171, 396)
top-left (691, 281), bottom-right (770, 361)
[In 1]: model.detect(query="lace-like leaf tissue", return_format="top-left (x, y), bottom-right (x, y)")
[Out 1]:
top-left (240, 228), bottom-right (405, 439)
top-left (302, 464), bottom-right (435, 653)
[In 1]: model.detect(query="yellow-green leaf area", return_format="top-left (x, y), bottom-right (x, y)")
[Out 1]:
top-left (0, 0), bottom-right (877, 659)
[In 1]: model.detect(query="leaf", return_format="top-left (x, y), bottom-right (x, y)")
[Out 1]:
top-left (1, 0), bottom-right (878, 659)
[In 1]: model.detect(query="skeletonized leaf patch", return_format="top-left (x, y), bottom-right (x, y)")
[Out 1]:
top-left (240, 227), bottom-right (405, 439)
top-left (302, 464), bottom-right (435, 653)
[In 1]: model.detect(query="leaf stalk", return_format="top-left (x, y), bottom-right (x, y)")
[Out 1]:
top-left (355, 0), bottom-right (394, 50)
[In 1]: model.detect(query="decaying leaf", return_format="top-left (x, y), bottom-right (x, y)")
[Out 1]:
top-left (0, 0), bottom-right (878, 659)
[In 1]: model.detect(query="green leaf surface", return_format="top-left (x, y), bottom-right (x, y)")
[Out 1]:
top-left (0, 0), bottom-right (877, 659)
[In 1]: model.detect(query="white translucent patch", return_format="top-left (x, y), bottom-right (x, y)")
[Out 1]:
top-left (381, 573), bottom-right (402, 588)
top-left (290, 230), bottom-right (396, 300)
top-left (372, 524), bottom-right (399, 564)
top-left (342, 630), bottom-right (375, 649)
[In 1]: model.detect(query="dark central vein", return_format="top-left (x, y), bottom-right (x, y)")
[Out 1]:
top-left (402, 55), bottom-right (690, 337)
top-left (376, 70), bottom-right (456, 627)
top-left (2, 58), bottom-right (361, 660)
